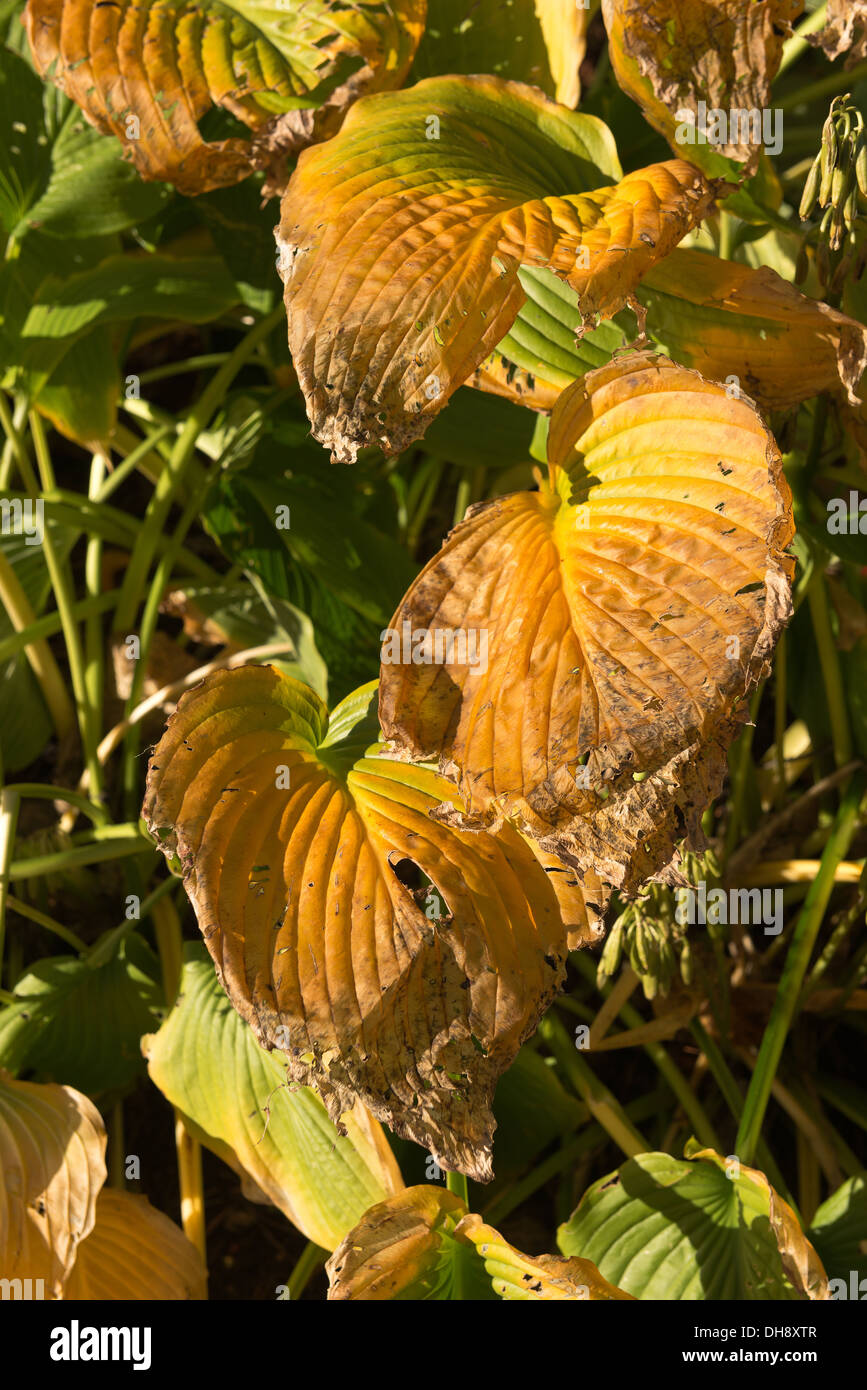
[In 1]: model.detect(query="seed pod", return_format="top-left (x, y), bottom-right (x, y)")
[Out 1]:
top-left (856, 139), bottom-right (867, 198)
top-left (819, 139), bottom-right (836, 205)
top-left (831, 160), bottom-right (848, 207)
top-left (799, 158), bottom-right (822, 219)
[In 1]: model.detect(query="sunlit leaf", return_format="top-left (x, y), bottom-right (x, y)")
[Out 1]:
top-left (63, 1190), bottom-right (207, 1300)
top-left (558, 1147), bottom-right (829, 1300)
top-left (412, 0), bottom-right (595, 106)
top-left (0, 936), bottom-right (162, 1095)
top-left (0, 1072), bottom-right (105, 1298)
top-left (143, 945), bottom-right (403, 1251)
top-left (601, 0), bottom-right (800, 179)
top-left (24, 0), bottom-right (426, 194)
top-left (475, 250), bottom-right (867, 413)
top-left (142, 671), bottom-right (592, 1180)
top-left (326, 1185), bottom-right (631, 1299)
top-left (380, 352), bottom-right (794, 896)
top-left (276, 73), bottom-right (715, 462)
top-left (808, 1176), bottom-right (867, 1287)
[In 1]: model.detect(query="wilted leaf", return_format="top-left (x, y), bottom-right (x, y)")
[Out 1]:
top-left (558, 1147), bottom-right (829, 1300)
top-left (63, 1190), bottom-right (206, 1300)
top-left (412, 0), bottom-right (593, 107)
top-left (24, 0), bottom-right (426, 194)
top-left (456, 1213), bottom-right (634, 1300)
top-left (602, 0), bottom-right (800, 179)
top-left (142, 671), bottom-right (592, 1180)
top-left (476, 250), bottom-right (867, 412)
top-left (143, 946), bottom-right (403, 1250)
top-left (276, 74), bottom-right (716, 462)
top-left (809, 0), bottom-right (867, 65)
top-left (326, 1185), bottom-right (631, 1299)
top-left (380, 352), bottom-right (794, 896)
top-left (0, 1072), bottom-right (105, 1298)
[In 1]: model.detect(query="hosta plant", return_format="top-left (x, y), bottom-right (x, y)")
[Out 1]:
top-left (0, 0), bottom-right (865, 1310)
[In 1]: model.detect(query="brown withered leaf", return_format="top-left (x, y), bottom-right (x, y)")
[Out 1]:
top-left (809, 0), bottom-right (867, 65)
top-left (277, 74), bottom-right (716, 463)
top-left (602, 0), bottom-right (800, 178)
top-left (0, 1072), bottom-right (106, 1299)
top-left (142, 672), bottom-right (600, 1182)
top-left (24, 0), bottom-right (425, 195)
top-left (379, 352), bottom-right (795, 896)
top-left (326, 1185), bottom-right (633, 1299)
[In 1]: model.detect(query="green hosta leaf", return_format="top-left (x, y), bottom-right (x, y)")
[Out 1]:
top-left (809, 1176), bottom-right (867, 1291)
top-left (142, 945), bottom-right (404, 1251)
top-left (0, 936), bottom-right (162, 1093)
top-left (0, 44), bottom-right (170, 244)
top-left (491, 1046), bottom-right (584, 1179)
top-left (557, 1148), bottom-right (828, 1300)
top-left (34, 324), bottom-right (119, 446)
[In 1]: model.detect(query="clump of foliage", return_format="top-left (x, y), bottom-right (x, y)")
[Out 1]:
top-left (0, 0), bottom-right (866, 1304)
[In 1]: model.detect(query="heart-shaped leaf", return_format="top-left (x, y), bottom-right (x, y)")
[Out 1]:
top-left (24, 0), bottom-right (426, 194)
top-left (379, 352), bottom-right (794, 895)
top-left (143, 671), bottom-right (596, 1180)
top-left (474, 249), bottom-right (867, 413)
top-left (276, 73), bottom-right (716, 462)
top-left (0, 1072), bottom-right (106, 1298)
top-left (602, 0), bottom-right (800, 179)
top-left (63, 1189), bottom-right (207, 1300)
top-left (326, 1185), bottom-right (632, 1299)
top-left (143, 945), bottom-right (403, 1251)
top-left (557, 1148), bottom-right (829, 1300)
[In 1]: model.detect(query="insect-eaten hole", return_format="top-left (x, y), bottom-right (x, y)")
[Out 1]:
top-left (386, 854), bottom-right (453, 923)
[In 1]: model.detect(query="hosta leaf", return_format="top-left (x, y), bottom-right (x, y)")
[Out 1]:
top-left (412, 0), bottom-right (594, 107)
top-left (379, 352), bottom-right (794, 896)
top-left (558, 1148), bottom-right (829, 1301)
top-left (0, 937), bottom-right (162, 1095)
top-left (808, 1176), bottom-right (867, 1287)
top-left (142, 670), bottom-right (592, 1180)
top-left (34, 325), bottom-right (119, 447)
top-left (0, 44), bottom-right (169, 243)
top-left (810, 0), bottom-right (867, 65)
top-left (276, 73), bottom-right (716, 462)
top-left (456, 1213), bottom-right (634, 1300)
top-left (24, 0), bottom-right (426, 194)
top-left (475, 250), bottom-right (867, 413)
top-left (0, 1072), bottom-right (105, 1298)
top-left (63, 1189), bottom-right (207, 1299)
top-left (143, 945), bottom-right (403, 1251)
top-left (602, 0), bottom-right (799, 180)
top-left (326, 1185), bottom-right (631, 1299)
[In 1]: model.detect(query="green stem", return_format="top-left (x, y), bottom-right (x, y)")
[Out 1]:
top-left (0, 788), bottom-right (20, 986)
top-left (286, 1241), bottom-right (328, 1301)
top-left (5, 895), bottom-right (88, 953)
top-left (735, 769), bottom-right (866, 1165)
top-left (724, 685), bottom-right (763, 858)
top-left (539, 1012), bottom-right (648, 1157)
top-left (84, 451), bottom-right (106, 802)
top-left (113, 305), bottom-right (283, 637)
top-left (8, 834), bottom-right (152, 881)
top-left (778, 61), bottom-right (867, 112)
top-left (0, 548), bottom-right (76, 740)
top-left (445, 1169), bottom-right (469, 1205)
top-left (86, 873), bottom-right (177, 967)
top-left (0, 394), bottom-right (29, 489)
top-left (4, 783), bottom-right (108, 827)
top-left (96, 424), bottom-right (175, 503)
top-left (807, 568), bottom-right (852, 769)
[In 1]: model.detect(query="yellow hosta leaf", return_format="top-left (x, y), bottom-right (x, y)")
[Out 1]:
top-left (0, 1072), bottom-right (105, 1298)
top-left (326, 1185), bottom-right (632, 1299)
top-left (143, 947), bottom-right (403, 1250)
top-left (63, 1190), bottom-right (207, 1300)
top-left (536, 0), bottom-right (596, 108)
top-left (602, 0), bottom-right (800, 179)
top-left (455, 1213), bottom-right (634, 1300)
top-left (276, 74), bottom-right (715, 462)
top-left (24, 0), bottom-right (426, 195)
top-left (380, 353), bottom-right (794, 895)
top-left (474, 250), bottom-right (867, 413)
top-left (142, 673), bottom-right (590, 1181)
